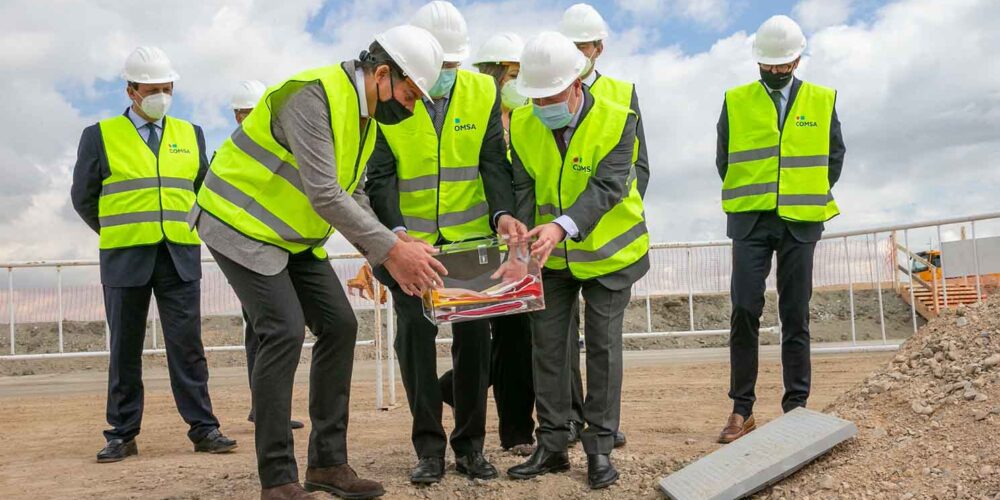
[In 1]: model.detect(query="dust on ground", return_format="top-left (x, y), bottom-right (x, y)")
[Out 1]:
top-left (755, 297), bottom-right (1000, 500)
top-left (0, 288), bottom-right (916, 376)
top-left (0, 350), bottom-right (890, 499)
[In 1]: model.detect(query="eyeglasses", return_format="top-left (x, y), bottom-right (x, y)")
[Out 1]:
top-left (759, 62), bottom-right (796, 72)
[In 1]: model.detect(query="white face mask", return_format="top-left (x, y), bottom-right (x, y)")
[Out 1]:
top-left (139, 92), bottom-right (172, 120)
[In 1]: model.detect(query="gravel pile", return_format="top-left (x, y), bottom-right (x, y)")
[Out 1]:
top-left (759, 298), bottom-right (1000, 499)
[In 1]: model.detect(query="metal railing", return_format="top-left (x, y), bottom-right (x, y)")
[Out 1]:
top-left (3, 212), bottom-right (999, 408)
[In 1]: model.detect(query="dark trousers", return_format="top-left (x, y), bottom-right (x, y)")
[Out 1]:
top-left (212, 249), bottom-right (357, 488)
top-left (244, 308), bottom-right (256, 388)
top-left (532, 270), bottom-right (629, 455)
top-left (729, 212), bottom-right (816, 418)
top-left (568, 305), bottom-right (585, 425)
top-left (376, 267), bottom-right (491, 458)
top-left (440, 313), bottom-right (536, 449)
top-left (103, 246), bottom-right (218, 443)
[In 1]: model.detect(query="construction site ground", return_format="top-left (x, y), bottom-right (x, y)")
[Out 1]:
top-left (1, 288), bottom-right (915, 376)
top-left (0, 346), bottom-right (893, 500)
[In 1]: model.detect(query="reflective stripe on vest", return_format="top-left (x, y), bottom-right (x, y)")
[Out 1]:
top-left (510, 97), bottom-right (649, 280)
top-left (197, 65), bottom-right (376, 258)
top-left (723, 80), bottom-right (840, 222)
top-left (589, 74), bottom-right (640, 164)
top-left (97, 115), bottom-right (201, 250)
top-left (379, 70), bottom-right (495, 244)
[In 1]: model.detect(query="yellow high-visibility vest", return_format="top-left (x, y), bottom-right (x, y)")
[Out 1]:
top-left (723, 80), bottom-right (839, 222)
top-left (97, 115), bottom-right (201, 249)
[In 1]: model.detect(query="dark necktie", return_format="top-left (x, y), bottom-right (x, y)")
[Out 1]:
top-left (553, 128), bottom-right (568, 156)
top-left (432, 98), bottom-right (447, 136)
top-left (145, 122), bottom-right (160, 155)
top-left (770, 90), bottom-right (784, 129)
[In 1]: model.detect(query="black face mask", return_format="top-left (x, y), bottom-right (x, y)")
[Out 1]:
top-left (372, 72), bottom-right (413, 125)
top-left (760, 68), bottom-right (793, 90)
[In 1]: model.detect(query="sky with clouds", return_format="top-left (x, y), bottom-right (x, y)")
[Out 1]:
top-left (0, 0), bottom-right (998, 263)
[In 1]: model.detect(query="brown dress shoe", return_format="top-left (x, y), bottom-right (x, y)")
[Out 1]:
top-left (304, 464), bottom-right (385, 499)
top-left (718, 413), bottom-right (756, 444)
top-left (260, 483), bottom-right (325, 500)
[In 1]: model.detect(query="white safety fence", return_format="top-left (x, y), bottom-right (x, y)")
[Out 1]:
top-left (3, 212), bottom-right (1000, 409)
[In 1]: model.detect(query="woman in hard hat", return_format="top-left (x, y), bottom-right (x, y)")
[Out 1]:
top-left (506, 31), bottom-right (648, 490)
top-left (191, 25), bottom-right (448, 500)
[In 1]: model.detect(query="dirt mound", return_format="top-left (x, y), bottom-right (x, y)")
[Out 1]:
top-left (759, 298), bottom-right (1000, 499)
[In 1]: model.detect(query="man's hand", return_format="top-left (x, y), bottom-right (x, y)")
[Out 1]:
top-left (527, 222), bottom-right (566, 267)
top-left (383, 238), bottom-right (448, 296)
top-left (394, 229), bottom-right (418, 243)
top-left (496, 214), bottom-right (529, 245)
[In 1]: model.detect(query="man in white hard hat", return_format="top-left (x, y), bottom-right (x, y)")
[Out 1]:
top-left (559, 2), bottom-right (648, 449)
top-left (232, 79), bottom-right (267, 125)
top-left (227, 79), bottom-right (307, 432)
top-left (365, 1), bottom-right (525, 484)
top-left (715, 15), bottom-right (845, 444)
top-left (506, 31), bottom-right (648, 490)
top-left (71, 46), bottom-right (237, 464)
top-left (190, 25), bottom-right (447, 499)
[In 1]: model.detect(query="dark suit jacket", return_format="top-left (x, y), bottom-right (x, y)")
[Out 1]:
top-left (588, 71), bottom-right (650, 198)
top-left (71, 109), bottom-right (209, 287)
top-left (716, 77), bottom-right (846, 243)
top-left (365, 79), bottom-right (513, 235)
top-left (510, 89), bottom-right (648, 290)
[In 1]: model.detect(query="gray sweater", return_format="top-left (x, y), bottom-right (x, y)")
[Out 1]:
top-left (194, 62), bottom-right (397, 275)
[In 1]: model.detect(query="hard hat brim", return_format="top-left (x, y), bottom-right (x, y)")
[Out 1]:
top-left (121, 71), bottom-right (180, 84)
top-left (754, 51), bottom-right (802, 65)
top-left (562, 32), bottom-right (608, 43)
top-left (442, 47), bottom-right (470, 63)
top-left (516, 78), bottom-right (576, 100)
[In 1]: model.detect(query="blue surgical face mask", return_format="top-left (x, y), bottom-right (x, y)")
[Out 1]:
top-left (532, 99), bottom-right (573, 129)
top-left (429, 67), bottom-right (457, 98)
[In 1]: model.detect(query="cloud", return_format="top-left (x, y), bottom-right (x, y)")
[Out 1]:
top-left (613, 0), bottom-right (734, 30)
top-left (1, 0), bottom-right (999, 265)
top-left (793, 0), bottom-right (854, 32)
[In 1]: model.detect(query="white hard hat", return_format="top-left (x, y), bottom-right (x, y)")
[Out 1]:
top-left (516, 31), bottom-right (588, 99)
top-left (753, 15), bottom-right (806, 65)
top-left (231, 80), bottom-right (267, 110)
top-left (121, 46), bottom-right (179, 84)
top-left (473, 33), bottom-right (525, 65)
top-left (375, 25), bottom-right (445, 100)
top-left (410, 1), bottom-right (470, 62)
top-left (558, 3), bottom-right (609, 43)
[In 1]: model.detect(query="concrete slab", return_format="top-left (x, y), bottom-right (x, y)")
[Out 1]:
top-left (658, 407), bottom-right (857, 500)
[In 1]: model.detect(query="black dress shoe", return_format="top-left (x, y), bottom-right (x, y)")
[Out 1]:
top-left (194, 429), bottom-right (238, 453)
top-left (96, 438), bottom-right (137, 463)
top-left (410, 457), bottom-right (445, 484)
top-left (614, 430), bottom-right (627, 448)
top-left (455, 451), bottom-right (498, 480)
top-left (507, 446), bottom-right (570, 480)
top-left (586, 454), bottom-right (619, 489)
top-left (567, 421), bottom-right (581, 446)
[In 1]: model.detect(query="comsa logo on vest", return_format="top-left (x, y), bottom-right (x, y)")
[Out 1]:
top-left (453, 117), bottom-right (477, 132)
top-left (168, 143), bottom-right (192, 154)
top-left (794, 115), bottom-right (818, 128)
top-left (570, 156), bottom-right (592, 173)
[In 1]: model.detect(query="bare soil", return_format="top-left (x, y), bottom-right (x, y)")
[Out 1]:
top-left (755, 298), bottom-right (1000, 500)
top-left (0, 289), bottom-right (916, 376)
top-left (0, 351), bottom-right (890, 499)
